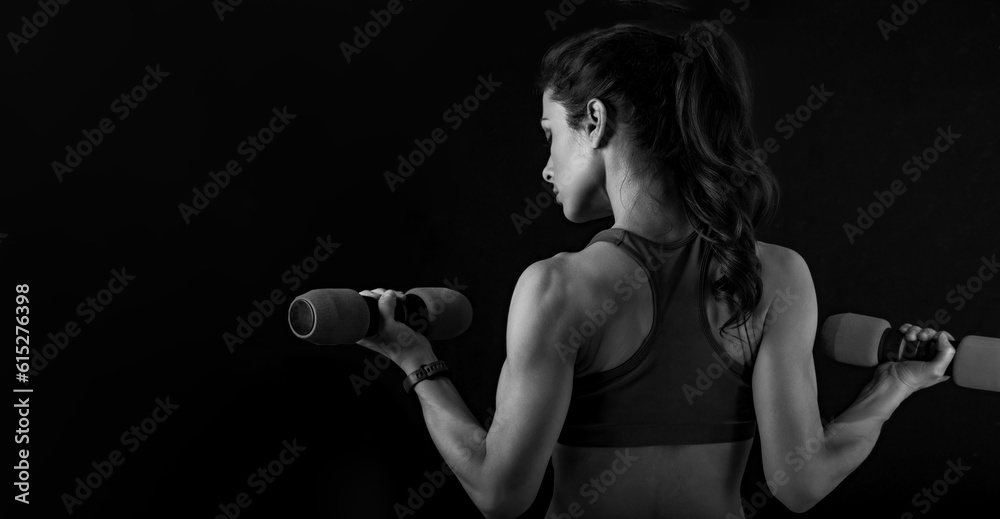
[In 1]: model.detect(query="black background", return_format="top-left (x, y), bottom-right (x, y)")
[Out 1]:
top-left (3, 0), bottom-right (999, 517)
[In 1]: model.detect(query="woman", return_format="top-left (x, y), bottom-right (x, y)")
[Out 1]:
top-left (357, 22), bottom-right (956, 518)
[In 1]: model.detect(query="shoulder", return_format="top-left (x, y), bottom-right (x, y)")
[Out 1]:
top-left (754, 241), bottom-right (817, 335)
top-left (704, 240), bottom-right (812, 319)
top-left (756, 240), bottom-right (811, 291)
top-left (512, 252), bottom-right (602, 316)
top-left (508, 251), bottom-right (614, 361)
top-left (515, 248), bottom-right (612, 304)
top-left (513, 255), bottom-right (570, 305)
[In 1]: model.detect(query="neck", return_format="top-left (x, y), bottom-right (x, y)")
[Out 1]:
top-left (607, 165), bottom-right (694, 244)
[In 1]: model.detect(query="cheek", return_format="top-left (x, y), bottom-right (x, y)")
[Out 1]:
top-left (554, 138), bottom-right (586, 180)
top-left (564, 152), bottom-right (599, 192)
top-left (551, 139), bottom-right (568, 172)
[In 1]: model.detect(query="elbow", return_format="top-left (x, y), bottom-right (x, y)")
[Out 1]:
top-left (479, 504), bottom-right (520, 519)
top-left (778, 494), bottom-right (818, 514)
top-left (775, 480), bottom-right (824, 514)
top-left (472, 482), bottom-right (534, 519)
top-left (476, 495), bottom-right (531, 519)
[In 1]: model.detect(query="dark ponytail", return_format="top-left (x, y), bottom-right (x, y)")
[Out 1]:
top-left (671, 22), bottom-right (779, 344)
top-left (536, 21), bottom-right (779, 348)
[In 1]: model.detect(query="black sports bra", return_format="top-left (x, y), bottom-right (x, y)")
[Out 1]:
top-left (558, 228), bottom-right (757, 446)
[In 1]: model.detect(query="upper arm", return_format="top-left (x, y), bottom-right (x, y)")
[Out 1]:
top-left (482, 259), bottom-right (579, 516)
top-left (751, 246), bottom-right (824, 508)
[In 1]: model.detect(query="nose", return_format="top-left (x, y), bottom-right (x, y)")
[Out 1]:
top-left (542, 156), bottom-right (554, 183)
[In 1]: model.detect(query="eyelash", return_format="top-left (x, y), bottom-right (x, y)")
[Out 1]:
top-left (542, 134), bottom-right (552, 148)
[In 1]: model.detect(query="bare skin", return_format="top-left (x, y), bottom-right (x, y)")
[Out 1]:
top-left (353, 88), bottom-right (956, 518)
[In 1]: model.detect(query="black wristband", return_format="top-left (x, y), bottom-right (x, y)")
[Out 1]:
top-left (402, 361), bottom-right (450, 394)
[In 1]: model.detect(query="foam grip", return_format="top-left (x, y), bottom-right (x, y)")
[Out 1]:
top-left (820, 313), bottom-right (885, 367)
top-left (405, 287), bottom-right (473, 340)
top-left (288, 289), bottom-right (370, 345)
top-left (953, 336), bottom-right (1000, 392)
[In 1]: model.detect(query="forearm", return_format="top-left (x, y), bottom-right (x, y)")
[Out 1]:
top-left (401, 354), bottom-right (499, 513)
top-left (798, 369), bottom-right (914, 505)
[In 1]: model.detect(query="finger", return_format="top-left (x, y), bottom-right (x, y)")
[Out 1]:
top-left (935, 331), bottom-right (956, 351)
top-left (918, 327), bottom-right (937, 341)
top-left (359, 290), bottom-right (374, 297)
top-left (377, 290), bottom-right (399, 328)
top-left (900, 323), bottom-right (912, 333)
top-left (929, 332), bottom-right (957, 374)
top-left (932, 330), bottom-right (953, 346)
top-left (905, 326), bottom-right (922, 342)
top-left (372, 288), bottom-right (387, 296)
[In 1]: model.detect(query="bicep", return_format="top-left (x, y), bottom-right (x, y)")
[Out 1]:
top-left (752, 249), bottom-right (823, 480)
top-left (484, 261), bottom-right (577, 504)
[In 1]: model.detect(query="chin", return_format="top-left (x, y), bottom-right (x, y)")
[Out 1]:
top-left (563, 204), bottom-right (606, 224)
top-left (558, 189), bottom-right (611, 223)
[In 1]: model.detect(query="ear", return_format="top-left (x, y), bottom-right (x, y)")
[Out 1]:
top-left (584, 98), bottom-right (609, 148)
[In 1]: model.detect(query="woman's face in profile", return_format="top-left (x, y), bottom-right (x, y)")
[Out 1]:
top-left (540, 88), bottom-right (613, 223)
